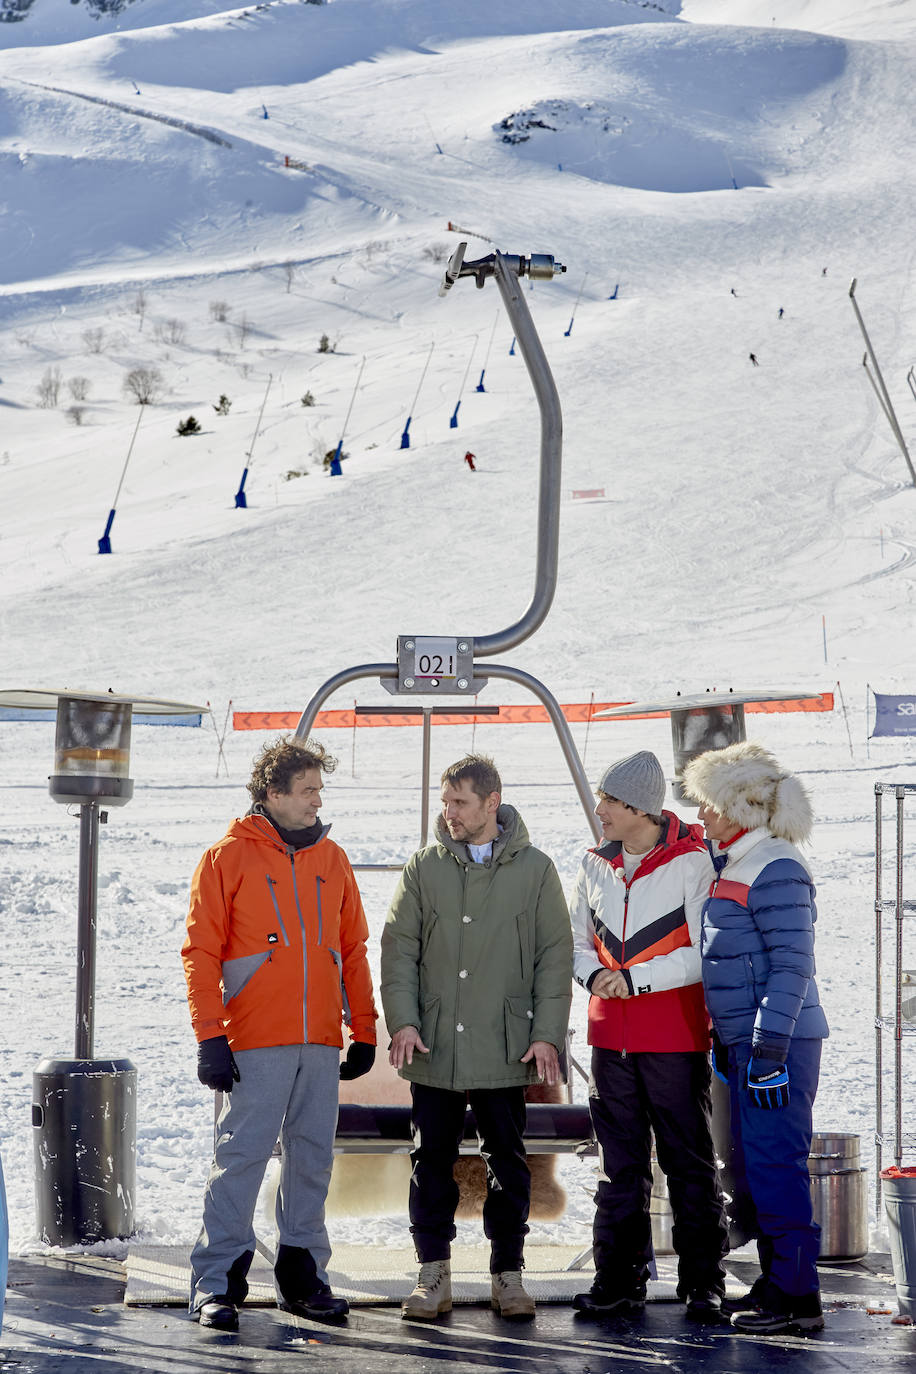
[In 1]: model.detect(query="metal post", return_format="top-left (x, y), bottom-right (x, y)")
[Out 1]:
top-left (75, 802), bottom-right (100, 1059)
top-left (420, 709), bottom-right (432, 847)
top-left (895, 787), bottom-right (905, 1166)
top-left (863, 354), bottom-right (894, 426)
top-left (875, 783), bottom-right (884, 1203)
top-left (483, 664), bottom-right (601, 843)
top-left (474, 254), bottom-right (563, 657)
top-left (849, 279), bottom-right (916, 485)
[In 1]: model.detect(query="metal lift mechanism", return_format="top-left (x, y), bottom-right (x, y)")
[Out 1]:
top-left (295, 244), bottom-right (602, 844)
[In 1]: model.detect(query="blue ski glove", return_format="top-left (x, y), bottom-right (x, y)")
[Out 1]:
top-left (339, 1041), bottom-right (376, 1081)
top-left (747, 1057), bottom-right (789, 1109)
top-left (197, 1034), bottom-right (240, 1093)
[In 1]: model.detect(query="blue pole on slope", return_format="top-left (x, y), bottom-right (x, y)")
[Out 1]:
top-left (331, 356), bottom-right (365, 471)
top-left (475, 311), bottom-right (499, 391)
top-left (233, 374), bottom-right (273, 507)
top-left (509, 336), bottom-right (516, 355)
top-left (399, 341), bottom-right (434, 449)
top-left (565, 272), bottom-right (588, 337)
top-left (97, 403), bottom-right (145, 554)
top-left (608, 283), bottom-right (619, 300)
top-left (450, 333), bottom-right (478, 429)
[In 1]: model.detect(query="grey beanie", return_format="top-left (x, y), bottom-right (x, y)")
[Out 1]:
top-left (597, 751), bottom-right (666, 816)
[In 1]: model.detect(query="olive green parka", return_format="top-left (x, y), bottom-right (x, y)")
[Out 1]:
top-left (380, 805), bottom-right (573, 1091)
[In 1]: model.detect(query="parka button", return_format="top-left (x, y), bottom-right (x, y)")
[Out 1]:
top-left (462, 915), bottom-right (471, 924)
top-left (456, 1023), bottom-right (464, 1032)
top-left (526, 1010), bottom-right (533, 1019)
top-left (459, 969), bottom-right (468, 979)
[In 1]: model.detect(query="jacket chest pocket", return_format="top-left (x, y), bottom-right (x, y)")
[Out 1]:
top-left (264, 875), bottom-right (292, 946)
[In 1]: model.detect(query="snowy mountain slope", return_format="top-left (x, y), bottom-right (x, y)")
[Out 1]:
top-left (1, 4), bottom-right (914, 702)
top-left (0, 0), bottom-right (915, 1250)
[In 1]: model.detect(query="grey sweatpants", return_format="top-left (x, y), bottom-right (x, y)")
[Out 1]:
top-left (189, 1043), bottom-right (339, 1312)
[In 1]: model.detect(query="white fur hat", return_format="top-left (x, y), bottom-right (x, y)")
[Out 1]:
top-left (681, 740), bottom-right (813, 844)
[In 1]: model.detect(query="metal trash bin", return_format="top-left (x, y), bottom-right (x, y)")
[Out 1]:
top-left (32, 1057), bottom-right (136, 1246)
top-left (809, 1132), bottom-right (868, 1261)
top-left (882, 1166), bottom-right (916, 1318)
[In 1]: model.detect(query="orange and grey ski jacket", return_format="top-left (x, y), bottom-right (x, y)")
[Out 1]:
top-left (182, 813), bottom-right (377, 1052)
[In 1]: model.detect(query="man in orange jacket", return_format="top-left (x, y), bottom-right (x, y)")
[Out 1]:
top-left (183, 737), bottom-right (377, 1332)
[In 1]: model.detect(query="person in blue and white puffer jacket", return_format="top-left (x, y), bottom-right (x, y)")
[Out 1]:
top-left (683, 741), bottom-right (829, 1336)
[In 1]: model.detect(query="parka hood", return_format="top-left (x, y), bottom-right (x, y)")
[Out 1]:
top-left (682, 741), bottom-right (813, 845)
top-left (225, 812), bottom-right (332, 849)
top-left (433, 802), bottom-right (528, 863)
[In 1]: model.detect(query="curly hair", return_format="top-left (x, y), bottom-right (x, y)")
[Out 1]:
top-left (247, 736), bottom-right (338, 803)
top-left (440, 753), bottom-right (501, 802)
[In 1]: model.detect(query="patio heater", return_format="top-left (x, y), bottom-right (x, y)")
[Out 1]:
top-left (1, 688), bottom-right (206, 1246)
top-left (595, 689), bottom-right (824, 801)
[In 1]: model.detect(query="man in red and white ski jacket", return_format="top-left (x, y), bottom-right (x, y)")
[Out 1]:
top-left (568, 751), bottom-right (728, 1320)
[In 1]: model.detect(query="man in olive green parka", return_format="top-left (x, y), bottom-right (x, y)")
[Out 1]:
top-left (381, 754), bottom-right (572, 1321)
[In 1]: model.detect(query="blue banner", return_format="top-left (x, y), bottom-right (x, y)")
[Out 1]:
top-left (0, 709), bottom-right (202, 727)
top-left (872, 694), bottom-right (916, 737)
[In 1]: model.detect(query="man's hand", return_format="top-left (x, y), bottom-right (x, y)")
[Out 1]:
top-left (340, 1041), bottom-right (376, 1081)
top-left (521, 1040), bottom-right (560, 1084)
top-left (389, 1026), bottom-right (429, 1069)
top-left (711, 1032), bottom-right (729, 1085)
top-left (197, 1034), bottom-right (240, 1093)
top-left (747, 1057), bottom-right (790, 1109)
top-left (590, 969), bottom-right (630, 1000)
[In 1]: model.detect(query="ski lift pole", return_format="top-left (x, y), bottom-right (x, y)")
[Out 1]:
top-left (475, 310), bottom-right (499, 391)
top-left (400, 342), bottom-right (434, 449)
top-left (331, 356), bottom-right (366, 473)
top-left (97, 404), bottom-right (145, 554)
top-left (564, 272), bottom-right (589, 338)
top-left (234, 374), bottom-right (273, 508)
top-left (848, 279), bottom-right (916, 486)
top-left (449, 334), bottom-right (479, 428)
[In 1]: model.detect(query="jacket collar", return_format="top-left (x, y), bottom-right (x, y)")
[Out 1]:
top-left (434, 802), bottom-right (527, 865)
top-left (593, 808), bottom-right (704, 876)
top-left (236, 808), bottom-right (331, 850)
top-left (710, 825), bottom-right (769, 864)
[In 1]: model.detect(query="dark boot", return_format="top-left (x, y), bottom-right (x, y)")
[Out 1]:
top-left (193, 1249), bottom-right (253, 1330)
top-left (573, 1272), bottom-right (647, 1317)
top-left (197, 1297), bottom-right (238, 1331)
top-left (730, 1281), bottom-right (824, 1334)
top-left (275, 1244), bottom-right (349, 1323)
top-left (720, 1273), bottom-right (769, 1316)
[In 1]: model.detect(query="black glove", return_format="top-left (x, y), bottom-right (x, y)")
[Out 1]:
top-left (197, 1035), bottom-right (240, 1092)
top-left (711, 1033), bottom-right (729, 1085)
top-left (339, 1041), bottom-right (375, 1081)
top-left (747, 1056), bottom-right (789, 1109)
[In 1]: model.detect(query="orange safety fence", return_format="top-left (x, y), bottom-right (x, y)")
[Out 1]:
top-left (233, 694), bottom-right (834, 731)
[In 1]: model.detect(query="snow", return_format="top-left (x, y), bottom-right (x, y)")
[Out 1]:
top-left (1, 0), bottom-right (916, 1257)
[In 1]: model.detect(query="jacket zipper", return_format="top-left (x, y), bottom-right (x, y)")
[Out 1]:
top-left (288, 851), bottom-right (310, 1040)
top-left (620, 879), bottom-right (630, 1057)
top-left (315, 874), bottom-right (325, 945)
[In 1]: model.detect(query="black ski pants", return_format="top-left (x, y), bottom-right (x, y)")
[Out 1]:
top-left (408, 1082), bottom-right (530, 1273)
top-left (589, 1047), bottom-right (728, 1295)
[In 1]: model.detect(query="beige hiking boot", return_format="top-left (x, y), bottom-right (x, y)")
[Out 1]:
top-left (401, 1260), bottom-right (452, 1320)
top-left (491, 1270), bottom-right (535, 1319)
